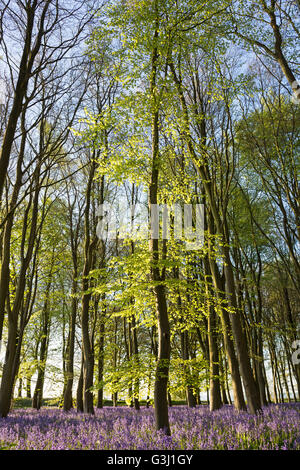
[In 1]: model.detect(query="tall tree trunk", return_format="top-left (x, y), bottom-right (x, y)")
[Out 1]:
top-left (205, 271), bottom-right (222, 411)
top-left (129, 187), bottom-right (140, 411)
top-left (219, 355), bottom-right (229, 405)
top-left (123, 316), bottom-right (133, 406)
top-left (175, 267), bottom-right (197, 408)
top-left (0, 2), bottom-right (51, 201)
top-left (208, 256), bottom-right (246, 411)
top-left (0, 322), bottom-right (19, 416)
top-left (282, 286), bottom-right (300, 398)
top-left (32, 277), bottom-right (52, 410)
top-left (223, 247), bottom-right (261, 414)
top-left (0, 159), bottom-right (41, 417)
top-left (149, 2), bottom-right (170, 435)
top-left (237, 245), bottom-right (268, 409)
top-left (97, 313), bottom-right (105, 408)
top-left (81, 297), bottom-right (95, 413)
top-left (17, 378), bottom-right (22, 398)
top-left (181, 330), bottom-right (197, 408)
top-left (0, 109), bottom-right (26, 346)
top-left (112, 392), bottom-right (118, 407)
top-left (131, 314), bottom-right (140, 410)
top-left (63, 270), bottom-right (78, 411)
top-left (76, 356), bottom-right (84, 412)
top-left (81, 159), bottom-right (97, 415)
top-left (26, 377), bottom-right (31, 399)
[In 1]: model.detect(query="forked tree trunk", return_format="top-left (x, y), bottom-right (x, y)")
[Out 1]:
top-left (0, 2), bottom-right (51, 201)
top-left (0, 162), bottom-right (41, 417)
top-left (207, 245), bottom-right (246, 411)
top-left (169, 60), bottom-right (260, 414)
top-left (223, 246), bottom-right (261, 414)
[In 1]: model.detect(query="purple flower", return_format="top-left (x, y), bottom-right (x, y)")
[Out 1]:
top-left (0, 403), bottom-right (299, 450)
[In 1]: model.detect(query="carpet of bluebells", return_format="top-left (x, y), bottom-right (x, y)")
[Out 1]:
top-left (0, 403), bottom-right (299, 450)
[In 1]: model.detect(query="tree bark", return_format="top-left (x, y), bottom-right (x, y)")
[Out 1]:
top-left (32, 273), bottom-right (52, 410)
top-left (180, 330), bottom-right (197, 408)
top-left (76, 357), bottom-right (84, 412)
top-left (205, 265), bottom-right (222, 411)
top-left (97, 314), bottom-right (105, 408)
top-left (81, 159), bottom-right (98, 415)
top-left (63, 270), bottom-right (78, 411)
top-left (0, 1), bottom-right (51, 201)
top-left (149, 1), bottom-right (171, 435)
top-left (208, 252), bottom-right (246, 411)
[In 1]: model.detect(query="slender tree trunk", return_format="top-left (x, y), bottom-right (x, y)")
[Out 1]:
top-left (33, 278), bottom-right (52, 410)
top-left (131, 315), bottom-right (140, 410)
top-left (284, 339), bottom-right (297, 401)
top-left (26, 377), bottom-right (31, 399)
top-left (0, 162), bottom-right (41, 417)
top-left (280, 357), bottom-right (291, 402)
top-left (17, 378), bottom-right (22, 399)
top-left (97, 314), bottom-right (105, 408)
top-left (181, 330), bottom-right (197, 408)
top-left (0, 2), bottom-right (52, 202)
top-left (223, 246), bottom-right (261, 413)
top-left (267, 4), bottom-right (300, 92)
top-left (149, 2), bottom-right (170, 435)
top-left (262, 362), bottom-right (272, 404)
top-left (206, 281), bottom-right (222, 411)
top-left (112, 392), bottom-right (118, 407)
top-left (124, 316), bottom-right (133, 406)
top-left (81, 296), bottom-right (95, 414)
top-left (152, 248), bottom-right (170, 434)
top-left (219, 355), bottom-right (229, 405)
top-left (0, 110), bottom-right (26, 345)
top-left (255, 346), bottom-right (268, 407)
top-left (76, 357), bottom-right (84, 412)
top-left (282, 287), bottom-right (300, 398)
top-left (209, 258), bottom-right (246, 411)
top-left (224, 358), bottom-right (232, 405)
top-left (176, 267), bottom-right (196, 409)
top-left (63, 271), bottom-right (78, 411)
top-left (81, 160), bottom-right (97, 415)
top-left (238, 247), bottom-right (268, 409)
top-left (203, 254), bottom-right (222, 411)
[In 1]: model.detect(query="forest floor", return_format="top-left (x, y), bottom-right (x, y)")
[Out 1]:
top-left (0, 403), bottom-right (299, 450)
